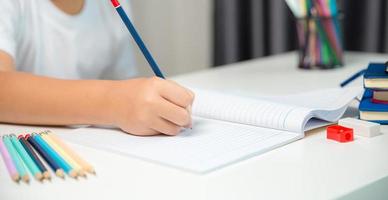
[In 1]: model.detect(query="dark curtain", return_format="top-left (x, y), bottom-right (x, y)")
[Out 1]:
top-left (342, 0), bottom-right (388, 52)
top-left (214, 0), bottom-right (388, 66)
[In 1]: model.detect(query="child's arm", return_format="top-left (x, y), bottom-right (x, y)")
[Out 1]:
top-left (0, 51), bottom-right (14, 71)
top-left (0, 51), bottom-right (194, 136)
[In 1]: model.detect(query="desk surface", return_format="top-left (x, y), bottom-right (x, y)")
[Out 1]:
top-left (1, 52), bottom-right (388, 200)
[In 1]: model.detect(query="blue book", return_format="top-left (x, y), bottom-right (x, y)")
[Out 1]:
top-left (359, 89), bottom-right (388, 124)
top-left (364, 63), bottom-right (388, 89)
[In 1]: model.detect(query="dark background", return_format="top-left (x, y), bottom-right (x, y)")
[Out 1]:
top-left (213, 0), bottom-right (388, 66)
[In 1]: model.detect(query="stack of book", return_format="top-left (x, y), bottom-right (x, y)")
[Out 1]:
top-left (359, 63), bottom-right (388, 124)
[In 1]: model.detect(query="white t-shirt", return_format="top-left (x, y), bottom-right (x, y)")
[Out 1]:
top-left (0, 0), bottom-right (137, 79)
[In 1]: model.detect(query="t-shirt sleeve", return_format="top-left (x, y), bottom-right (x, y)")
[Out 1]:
top-left (0, 0), bottom-right (21, 59)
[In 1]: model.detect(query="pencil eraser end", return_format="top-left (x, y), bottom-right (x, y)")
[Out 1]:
top-left (327, 125), bottom-right (354, 143)
top-left (111, 0), bottom-right (121, 7)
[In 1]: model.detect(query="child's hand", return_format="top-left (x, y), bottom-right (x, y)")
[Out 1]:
top-left (107, 77), bottom-right (194, 136)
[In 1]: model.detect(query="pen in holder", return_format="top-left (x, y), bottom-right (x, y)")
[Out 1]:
top-left (296, 14), bottom-right (344, 69)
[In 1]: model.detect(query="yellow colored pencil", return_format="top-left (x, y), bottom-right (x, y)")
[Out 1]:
top-left (45, 131), bottom-right (95, 174)
top-left (40, 133), bottom-right (86, 177)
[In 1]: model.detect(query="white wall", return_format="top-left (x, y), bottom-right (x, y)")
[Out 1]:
top-left (130, 0), bottom-right (213, 77)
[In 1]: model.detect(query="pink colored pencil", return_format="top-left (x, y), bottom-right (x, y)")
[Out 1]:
top-left (0, 138), bottom-right (20, 182)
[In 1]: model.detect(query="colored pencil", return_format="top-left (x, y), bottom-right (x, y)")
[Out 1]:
top-left (26, 134), bottom-right (64, 178)
top-left (40, 132), bottom-right (86, 177)
top-left (340, 69), bottom-right (366, 87)
top-left (10, 134), bottom-right (43, 181)
top-left (18, 135), bottom-right (51, 180)
top-left (3, 135), bottom-right (29, 183)
top-left (32, 133), bottom-right (77, 178)
top-left (0, 138), bottom-right (20, 182)
top-left (309, 20), bottom-right (316, 65)
top-left (286, 0), bottom-right (303, 18)
top-left (110, 0), bottom-right (165, 78)
top-left (44, 131), bottom-right (95, 174)
top-left (299, 0), bottom-right (307, 16)
top-left (286, 0), bottom-right (343, 68)
top-left (312, 14), bottom-right (338, 65)
top-left (315, 0), bottom-right (342, 62)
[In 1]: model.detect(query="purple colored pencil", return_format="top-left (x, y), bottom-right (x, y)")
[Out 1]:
top-left (0, 138), bottom-right (20, 182)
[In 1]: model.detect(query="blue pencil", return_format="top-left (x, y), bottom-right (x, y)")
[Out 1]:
top-left (32, 133), bottom-right (77, 178)
top-left (10, 134), bottom-right (43, 181)
top-left (110, 0), bottom-right (165, 79)
top-left (19, 135), bottom-right (51, 180)
top-left (26, 134), bottom-right (65, 178)
top-left (340, 69), bottom-right (366, 87)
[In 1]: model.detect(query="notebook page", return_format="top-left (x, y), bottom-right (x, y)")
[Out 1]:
top-left (192, 87), bottom-right (362, 133)
top-left (193, 89), bottom-right (311, 133)
top-left (261, 87), bottom-right (362, 112)
top-left (259, 87), bottom-right (362, 130)
top-left (304, 87), bottom-right (362, 121)
top-left (57, 117), bottom-right (301, 173)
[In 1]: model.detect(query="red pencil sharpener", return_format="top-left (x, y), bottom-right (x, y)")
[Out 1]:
top-left (326, 125), bottom-right (354, 143)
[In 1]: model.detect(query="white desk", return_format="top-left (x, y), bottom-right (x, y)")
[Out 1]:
top-left (1, 52), bottom-right (388, 200)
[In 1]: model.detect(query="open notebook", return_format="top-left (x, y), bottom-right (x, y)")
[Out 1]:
top-left (57, 87), bottom-right (362, 173)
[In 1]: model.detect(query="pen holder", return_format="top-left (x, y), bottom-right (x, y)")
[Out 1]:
top-left (296, 15), bottom-right (344, 69)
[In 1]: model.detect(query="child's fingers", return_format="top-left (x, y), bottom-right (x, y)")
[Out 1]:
top-left (159, 80), bottom-right (194, 108)
top-left (185, 105), bottom-right (193, 128)
top-left (151, 117), bottom-right (182, 136)
top-left (158, 97), bottom-right (191, 127)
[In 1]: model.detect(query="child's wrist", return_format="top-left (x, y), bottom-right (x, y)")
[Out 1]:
top-left (81, 80), bottom-right (120, 127)
top-left (99, 80), bottom-right (127, 127)
top-left (99, 81), bottom-right (119, 126)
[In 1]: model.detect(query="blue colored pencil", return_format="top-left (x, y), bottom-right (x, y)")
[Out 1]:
top-left (110, 0), bottom-right (165, 78)
top-left (10, 134), bottom-right (43, 181)
top-left (32, 133), bottom-right (77, 178)
top-left (340, 69), bottom-right (366, 87)
top-left (26, 134), bottom-right (64, 178)
top-left (19, 135), bottom-right (51, 180)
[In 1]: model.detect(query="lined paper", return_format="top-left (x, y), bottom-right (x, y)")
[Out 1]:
top-left (58, 118), bottom-right (301, 173)
top-left (192, 87), bottom-right (362, 132)
top-left (193, 90), bottom-right (310, 132)
top-left (57, 87), bottom-right (361, 173)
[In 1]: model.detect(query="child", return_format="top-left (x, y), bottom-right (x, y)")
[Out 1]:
top-left (0, 0), bottom-right (194, 136)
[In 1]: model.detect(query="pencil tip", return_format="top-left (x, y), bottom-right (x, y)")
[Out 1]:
top-left (56, 170), bottom-right (65, 179)
top-left (23, 175), bottom-right (30, 183)
top-left (43, 172), bottom-right (51, 180)
top-left (78, 170), bottom-right (87, 178)
top-left (86, 168), bottom-right (96, 175)
top-left (12, 175), bottom-right (20, 182)
top-left (69, 170), bottom-right (78, 179)
top-left (36, 173), bottom-right (44, 181)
